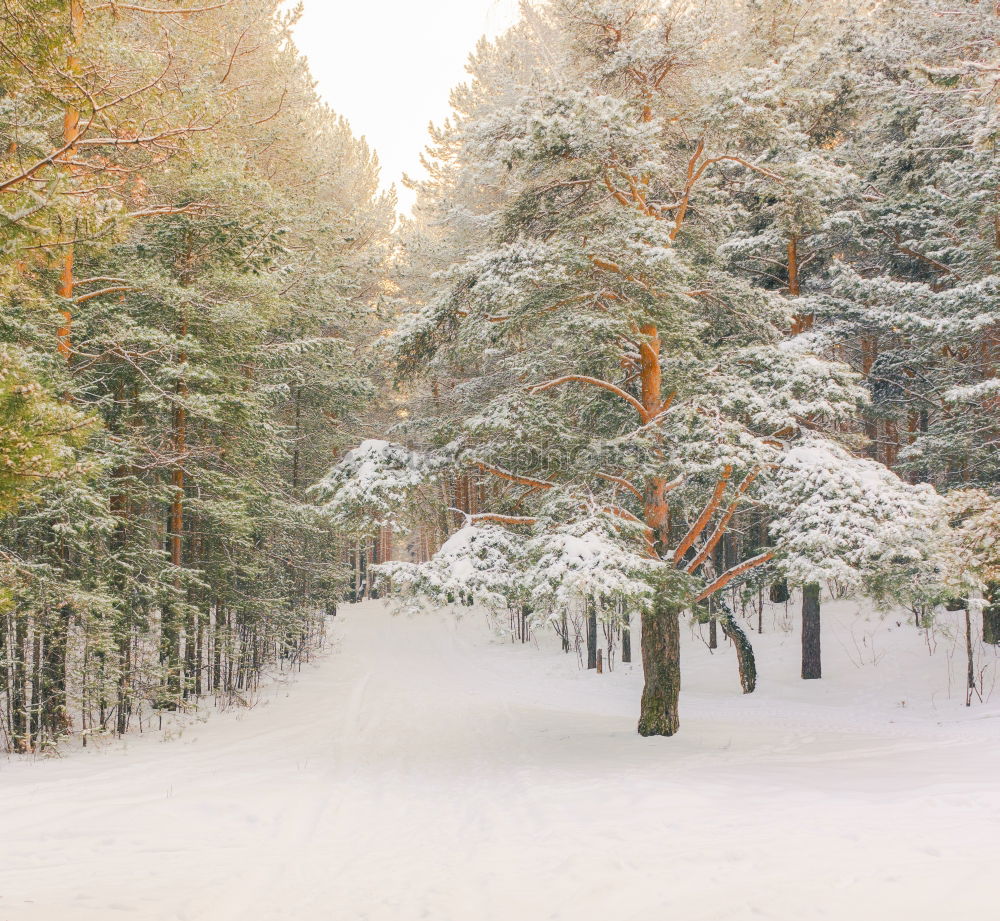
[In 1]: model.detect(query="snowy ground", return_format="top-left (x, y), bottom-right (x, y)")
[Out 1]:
top-left (2, 598), bottom-right (999, 921)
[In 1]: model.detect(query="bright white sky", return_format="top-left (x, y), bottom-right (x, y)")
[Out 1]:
top-left (293, 0), bottom-right (523, 215)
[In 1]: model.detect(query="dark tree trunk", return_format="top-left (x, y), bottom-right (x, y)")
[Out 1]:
top-left (801, 583), bottom-right (822, 680)
top-left (708, 539), bottom-right (725, 649)
top-left (159, 606), bottom-right (184, 708)
top-left (9, 615), bottom-right (28, 750)
top-left (719, 608), bottom-right (756, 694)
top-left (638, 586), bottom-right (681, 737)
top-left (965, 607), bottom-right (979, 706)
top-left (560, 609), bottom-right (570, 653)
top-left (116, 631), bottom-right (132, 736)
top-left (983, 583), bottom-right (1000, 646)
top-left (770, 580), bottom-right (790, 604)
top-left (39, 607), bottom-right (70, 743)
top-left (586, 599), bottom-right (597, 670)
top-left (621, 611), bottom-right (631, 664)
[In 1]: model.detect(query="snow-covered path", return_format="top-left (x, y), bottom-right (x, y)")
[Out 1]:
top-left (2, 601), bottom-right (999, 921)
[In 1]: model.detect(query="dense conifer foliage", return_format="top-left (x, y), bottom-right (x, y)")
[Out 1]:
top-left (0, 0), bottom-right (392, 751)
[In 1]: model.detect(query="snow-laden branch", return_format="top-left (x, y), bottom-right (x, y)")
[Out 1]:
top-left (529, 375), bottom-right (648, 421)
top-left (94, 1), bottom-right (233, 14)
top-left (310, 440), bottom-right (435, 530)
top-left (764, 438), bottom-right (941, 593)
top-left (469, 513), bottom-right (538, 526)
top-left (476, 462), bottom-right (555, 491)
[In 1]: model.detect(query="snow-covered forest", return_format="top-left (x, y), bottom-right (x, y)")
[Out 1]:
top-left (1, 0), bottom-right (998, 918)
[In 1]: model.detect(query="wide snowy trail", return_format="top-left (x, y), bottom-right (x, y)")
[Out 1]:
top-left (2, 602), bottom-right (999, 921)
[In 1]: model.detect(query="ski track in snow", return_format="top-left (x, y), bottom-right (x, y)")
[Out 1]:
top-left (2, 600), bottom-right (999, 921)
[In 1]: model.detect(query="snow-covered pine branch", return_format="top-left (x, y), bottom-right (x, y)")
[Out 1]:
top-left (310, 440), bottom-right (436, 531)
top-left (765, 438), bottom-right (942, 597)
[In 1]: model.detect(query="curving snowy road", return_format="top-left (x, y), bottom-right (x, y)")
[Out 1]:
top-left (2, 601), bottom-right (999, 921)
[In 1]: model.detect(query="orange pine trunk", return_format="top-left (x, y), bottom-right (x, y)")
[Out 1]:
top-left (639, 323), bottom-right (668, 552)
top-left (57, 0), bottom-right (85, 359)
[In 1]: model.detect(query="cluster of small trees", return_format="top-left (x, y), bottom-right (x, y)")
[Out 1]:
top-left (0, 1), bottom-right (392, 752)
top-left (318, 0), bottom-right (998, 736)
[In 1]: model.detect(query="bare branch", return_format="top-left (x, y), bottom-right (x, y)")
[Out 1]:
top-left (597, 472), bottom-right (643, 501)
top-left (685, 469), bottom-right (761, 574)
top-left (672, 465), bottom-right (732, 564)
top-left (126, 202), bottom-right (211, 219)
top-left (693, 551), bottom-right (774, 603)
top-left (71, 285), bottom-right (135, 304)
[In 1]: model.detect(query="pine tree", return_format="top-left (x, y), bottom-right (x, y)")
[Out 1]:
top-left (315, 0), bottom-right (938, 737)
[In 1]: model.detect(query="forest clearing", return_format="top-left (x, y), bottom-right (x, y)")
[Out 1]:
top-left (2, 599), bottom-right (999, 921)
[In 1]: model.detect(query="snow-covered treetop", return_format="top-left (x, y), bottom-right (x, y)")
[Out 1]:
top-left (462, 86), bottom-right (663, 176)
top-left (378, 524), bottom-right (530, 612)
top-left (309, 440), bottom-right (435, 531)
top-left (766, 437), bottom-right (942, 593)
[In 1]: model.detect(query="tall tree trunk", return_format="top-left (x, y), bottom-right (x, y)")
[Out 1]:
top-left (57, 244), bottom-right (75, 358)
top-left (161, 306), bottom-right (189, 706)
top-left (353, 541), bottom-right (361, 601)
top-left (639, 323), bottom-right (669, 548)
top-left (787, 234), bottom-right (815, 335)
top-left (861, 337), bottom-right (880, 459)
top-left (57, 0), bottom-right (85, 358)
top-left (801, 583), bottom-right (822, 680)
top-left (787, 234), bottom-right (803, 333)
top-left (291, 386), bottom-right (302, 493)
top-left (638, 583), bottom-right (681, 737)
top-left (636, 323), bottom-right (682, 735)
top-left (170, 333), bottom-right (187, 575)
top-left (39, 606), bottom-right (70, 743)
top-left (365, 538), bottom-right (374, 599)
top-left (965, 607), bottom-right (977, 707)
top-left (586, 599), bottom-right (597, 670)
top-left (116, 630), bottom-right (132, 736)
top-left (7, 614), bottom-right (28, 750)
top-left (708, 538), bottom-right (723, 649)
top-left (621, 610), bottom-right (631, 664)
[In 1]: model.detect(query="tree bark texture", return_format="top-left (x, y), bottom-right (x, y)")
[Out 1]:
top-left (638, 586), bottom-right (681, 737)
top-left (586, 599), bottom-right (597, 670)
top-left (801, 583), bottom-right (822, 680)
